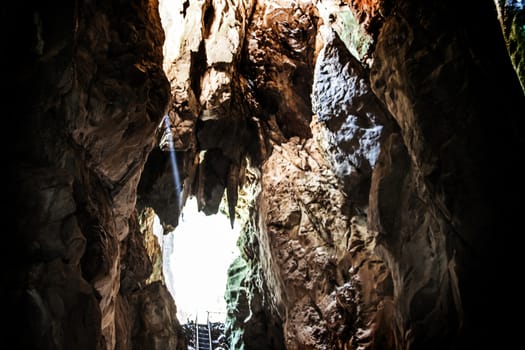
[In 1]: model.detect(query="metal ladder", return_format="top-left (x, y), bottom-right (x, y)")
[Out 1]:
top-left (194, 315), bottom-right (212, 350)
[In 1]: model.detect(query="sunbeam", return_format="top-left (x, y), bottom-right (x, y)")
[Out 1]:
top-left (162, 115), bottom-right (183, 212)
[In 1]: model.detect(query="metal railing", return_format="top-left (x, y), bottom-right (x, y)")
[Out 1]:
top-left (194, 312), bottom-right (212, 350)
top-left (193, 310), bottom-right (227, 350)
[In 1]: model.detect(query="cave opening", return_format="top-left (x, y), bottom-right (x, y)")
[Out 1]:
top-left (154, 197), bottom-right (240, 325)
top-left (156, 0), bottom-right (243, 328)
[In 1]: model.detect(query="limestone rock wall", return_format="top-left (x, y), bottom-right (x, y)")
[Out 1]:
top-left (7, 1), bottom-right (186, 349)
top-left (223, 162), bottom-right (286, 350)
top-left (367, 1), bottom-right (524, 347)
top-left (258, 126), bottom-right (393, 349)
top-left (312, 27), bottom-right (392, 209)
top-left (116, 209), bottom-right (187, 350)
top-left (225, 0), bottom-right (524, 349)
top-left (220, 1), bottom-right (330, 348)
top-left (142, 0), bottom-right (258, 231)
top-left (220, 0), bottom-right (395, 347)
top-left (495, 0), bottom-right (525, 93)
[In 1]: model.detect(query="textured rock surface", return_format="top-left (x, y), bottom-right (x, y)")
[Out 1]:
top-left (255, 121), bottom-right (393, 349)
top-left (150, 0), bottom-right (320, 228)
top-left (222, 2), bottom-right (394, 347)
top-left (116, 208), bottom-right (187, 350)
top-left (143, 0), bottom-right (258, 229)
top-left (495, 0), bottom-right (525, 93)
top-left (117, 281), bottom-right (187, 350)
top-left (368, 133), bottom-right (456, 349)
top-left (226, 0), bottom-right (524, 349)
top-left (316, 0), bottom-right (374, 61)
top-left (138, 208), bottom-right (165, 285)
top-left (10, 167), bottom-right (103, 350)
top-left (242, 0), bottom-right (319, 140)
top-left (7, 1), bottom-right (185, 349)
top-left (346, 0), bottom-right (387, 34)
top-left (224, 162), bottom-right (286, 350)
top-left (368, 0), bottom-right (525, 348)
top-left (312, 27), bottom-right (392, 208)
top-left (225, 255), bottom-right (285, 350)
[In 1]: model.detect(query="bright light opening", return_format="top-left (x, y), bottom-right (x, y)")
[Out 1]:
top-left (154, 197), bottom-right (240, 324)
top-left (157, 0), bottom-right (241, 325)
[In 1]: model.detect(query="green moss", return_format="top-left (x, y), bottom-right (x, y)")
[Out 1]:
top-left (224, 255), bottom-right (250, 350)
top-left (495, 1), bottom-right (525, 94)
top-left (509, 16), bottom-right (525, 93)
top-left (334, 10), bottom-right (373, 61)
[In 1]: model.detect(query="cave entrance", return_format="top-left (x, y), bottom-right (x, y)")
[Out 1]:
top-left (157, 0), bottom-right (241, 329)
top-left (154, 197), bottom-right (240, 324)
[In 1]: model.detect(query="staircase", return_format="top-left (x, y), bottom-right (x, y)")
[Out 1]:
top-left (194, 322), bottom-right (212, 350)
top-left (190, 311), bottom-right (226, 350)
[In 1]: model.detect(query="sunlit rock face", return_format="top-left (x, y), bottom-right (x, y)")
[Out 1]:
top-left (142, 0), bottom-right (258, 229)
top-left (312, 27), bottom-right (392, 209)
top-left (224, 255), bottom-right (285, 350)
top-left (217, 0), bottom-right (394, 347)
top-left (7, 0), bottom-right (185, 349)
top-left (257, 122), bottom-right (393, 349)
top-left (224, 162), bottom-right (286, 350)
top-left (149, 0), bottom-right (320, 228)
top-left (494, 0), bottom-right (525, 93)
top-left (344, 0), bottom-right (386, 34)
top-left (226, 0), bottom-right (524, 349)
top-left (242, 0), bottom-right (319, 140)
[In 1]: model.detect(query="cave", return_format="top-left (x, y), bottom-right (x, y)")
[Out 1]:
top-left (5, 0), bottom-right (525, 349)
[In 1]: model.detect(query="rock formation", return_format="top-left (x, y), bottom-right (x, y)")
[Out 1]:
top-left (6, 0), bottom-right (525, 349)
top-left (495, 0), bottom-right (525, 93)
top-left (6, 0), bottom-right (185, 349)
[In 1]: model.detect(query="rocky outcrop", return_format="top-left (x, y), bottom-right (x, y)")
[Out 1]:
top-left (242, 0), bottom-right (319, 140)
top-left (254, 120), bottom-right (394, 349)
top-left (346, 0), bottom-right (387, 34)
top-left (224, 161), bottom-right (285, 350)
top-left (316, 0), bottom-right (374, 61)
top-left (312, 27), bottom-right (392, 208)
top-left (116, 281), bottom-right (187, 350)
top-left (116, 207), bottom-right (187, 350)
top-left (224, 2), bottom-right (394, 347)
top-left (138, 208), bottom-right (165, 285)
top-left (146, 0), bottom-right (258, 230)
top-left (368, 133), bottom-right (456, 349)
top-left (225, 255), bottom-right (285, 350)
top-left (368, 0), bottom-right (524, 348)
top-left (149, 0), bottom-right (320, 228)
top-left (9, 167), bottom-right (103, 350)
top-left (226, 0), bottom-right (524, 349)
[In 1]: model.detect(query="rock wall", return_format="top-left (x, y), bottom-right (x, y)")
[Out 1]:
top-left (227, 9), bottom-right (396, 346)
top-left (225, 0), bottom-right (524, 349)
top-left (116, 209), bottom-right (187, 350)
top-left (368, 1), bottom-right (524, 347)
top-left (224, 163), bottom-right (286, 350)
top-left (6, 0), bottom-right (186, 349)
top-left (142, 0), bottom-right (258, 231)
top-left (495, 0), bottom-right (525, 93)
